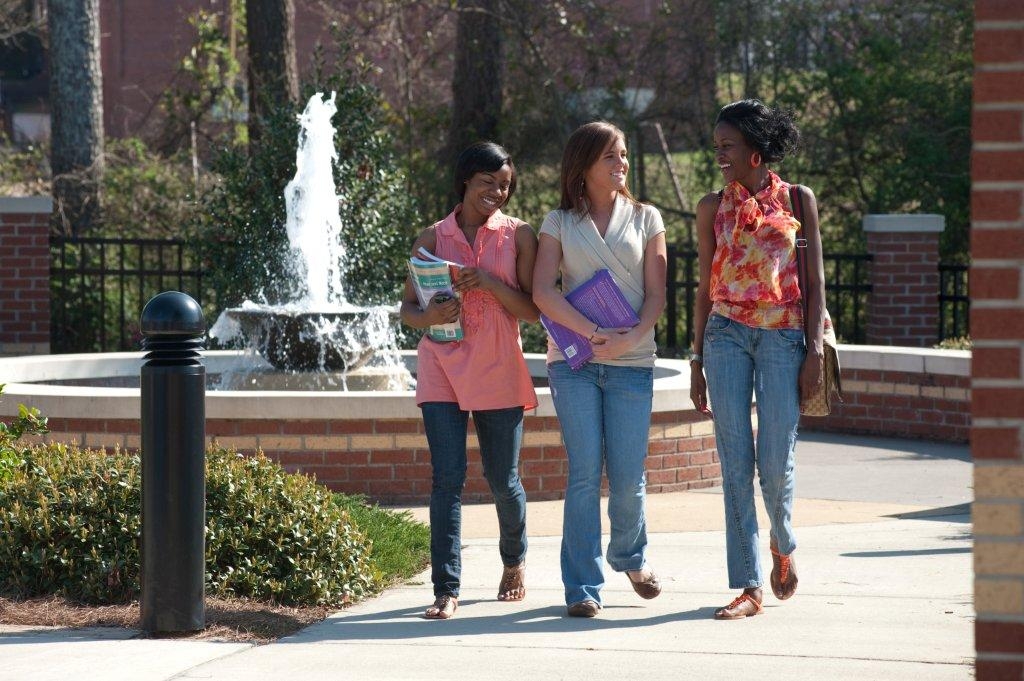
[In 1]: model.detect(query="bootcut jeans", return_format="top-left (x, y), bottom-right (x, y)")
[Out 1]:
top-left (421, 401), bottom-right (528, 598)
top-left (547, 360), bottom-right (654, 606)
top-left (702, 313), bottom-right (804, 589)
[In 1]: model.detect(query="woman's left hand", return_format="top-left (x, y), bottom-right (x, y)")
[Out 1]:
top-left (592, 328), bottom-right (636, 360)
top-left (453, 266), bottom-right (494, 294)
top-left (799, 351), bottom-right (824, 408)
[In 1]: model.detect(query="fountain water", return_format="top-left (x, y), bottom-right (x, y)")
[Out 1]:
top-left (208, 92), bottom-right (410, 388)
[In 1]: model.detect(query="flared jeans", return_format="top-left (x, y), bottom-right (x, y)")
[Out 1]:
top-left (548, 361), bottom-right (654, 606)
top-left (703, 313), bottom-right (805, 589)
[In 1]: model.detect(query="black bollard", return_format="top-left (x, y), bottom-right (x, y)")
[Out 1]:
top-left (139, 291), bottom-right (206, 633)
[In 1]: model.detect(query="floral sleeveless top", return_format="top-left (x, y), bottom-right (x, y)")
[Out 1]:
top-left (709, 170), bottom-right (803, 329)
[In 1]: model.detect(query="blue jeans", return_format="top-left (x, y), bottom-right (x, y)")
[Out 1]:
top-left (703, 313), bottom-right (805, 589)
top-left (421, 402), bottom-right (528, 598)
top-left (548, 361), bottom-right (654, 606)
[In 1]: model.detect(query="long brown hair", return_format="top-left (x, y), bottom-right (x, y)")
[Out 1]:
top-left (558, 121), bottom-right (639, 213)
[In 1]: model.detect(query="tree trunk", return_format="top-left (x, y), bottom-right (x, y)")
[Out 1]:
top-left (48, 0), bottom-right (103, 235)
top-left (448, 0), bottom-right (502, 167)
top-left (245, 0), bottom-right (298, 144)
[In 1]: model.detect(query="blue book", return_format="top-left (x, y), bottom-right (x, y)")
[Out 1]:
top-left (540, 269), bottom-right (640, 370)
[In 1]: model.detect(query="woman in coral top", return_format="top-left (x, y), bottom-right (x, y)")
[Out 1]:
top-left (690, 100), bottom-right (826, 620)
top-left (400, 142), bottom-right (539, 620)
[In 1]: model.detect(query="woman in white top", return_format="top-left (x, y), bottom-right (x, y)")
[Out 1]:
top-left (533, 121), bottom-right (668, 617)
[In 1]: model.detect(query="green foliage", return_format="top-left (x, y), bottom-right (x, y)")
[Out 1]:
top-left (199, 41), bottom-right (419, 310)
top-left (0, 443), bottom-right (380, 606)
top-left (0, 132), bottom-right (49, 196)
top-left (204, 448), bottom-right (374, 605)
top-left (333, 494), bottom-right (429, 586)
top-left (935, 336), bottom-right (972, 351)
top-left (0, 385), bottom-right (49, 483)
top-left (713, 0), bottom-right (972, 261)
top-left (99, 138), bottom-right (209, 239)
top-left (158, 5), bottom-right (246, 153)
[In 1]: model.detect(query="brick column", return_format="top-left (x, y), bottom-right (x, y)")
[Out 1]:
top-left (0, 197), bottom-right (51, 356)
top-left (863, 213), bottom-right (945, 347)
top-left (973, 2), bottom-right (1024, 678)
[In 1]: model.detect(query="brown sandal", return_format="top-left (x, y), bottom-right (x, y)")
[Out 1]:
top-left (497, 563), bottom-right (526, 601)
top-left (424, 594), bottom-right (458, 619)
top-left (714, 592), bottom-right (763, 620)
top-left (770, 543), bottom-right (798, 600)
top-left (626, 568), bottom-right (662, 599)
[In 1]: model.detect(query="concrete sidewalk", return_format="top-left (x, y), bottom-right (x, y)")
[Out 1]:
top-left (0, 432), bottom-right (974, 681)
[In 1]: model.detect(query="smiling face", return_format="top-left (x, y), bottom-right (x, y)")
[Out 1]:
top-left (584, 135), bottom-right (629, 199)
top-left (462, 164), bottom-right (514, 219)
top-left (713, 121), bottom-right (758, 186)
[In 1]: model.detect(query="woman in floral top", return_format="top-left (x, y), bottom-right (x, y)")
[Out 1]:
top-left (690, 100), bottom-right (826, 620)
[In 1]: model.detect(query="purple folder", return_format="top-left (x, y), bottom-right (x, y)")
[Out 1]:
top-left (540, 269), bottom-right (640, 370)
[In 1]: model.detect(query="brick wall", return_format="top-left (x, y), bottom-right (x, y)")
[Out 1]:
top-left (0, 197), bottom-right (51, 356)
top-left (37, 409), bottom-right (722, 505)
top-left (864, 214), bottom-right (944, 347)
top-left (806, 366), bottom-right (970, 443)
top-left (973, 1), bottom-right (1024, 678)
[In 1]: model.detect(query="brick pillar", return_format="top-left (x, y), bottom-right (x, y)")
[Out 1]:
top-left (863, 214), bottom-right (945, 347)
top-left (0, 197), bottom-right (51, 356)
top-left (973, 2), bottom-right (1024, 679)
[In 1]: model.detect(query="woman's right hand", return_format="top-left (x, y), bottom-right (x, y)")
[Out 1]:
top-left (426, 293), bottom-right (461, 325)
top-left (690, 364), bottom-right (710, 416)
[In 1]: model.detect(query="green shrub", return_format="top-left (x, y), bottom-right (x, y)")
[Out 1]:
top-left (0, 444), bottom-right (377, 606)
top-left (0, 385), bottom-right (49, 483)
top-left (333, 494), bottom-right (429, 585)
top-left (935, 336), bottom-right (972, 351)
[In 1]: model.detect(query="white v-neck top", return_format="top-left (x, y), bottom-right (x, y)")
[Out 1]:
top-left (539, 195), bottom-right (665, 367)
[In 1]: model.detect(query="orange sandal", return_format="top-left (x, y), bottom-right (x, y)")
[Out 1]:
top-left (770, 544), bottom-right (798, 600)
top-left (714, 592), bottom-right (763, 620)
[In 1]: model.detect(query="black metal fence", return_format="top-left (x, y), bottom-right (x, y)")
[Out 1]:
top-left (50, 236), bottom-right (214, 353)
top-left (939, 263), bottom-right (970, 341)
top-left (48, 235), bottom-right (970, 355)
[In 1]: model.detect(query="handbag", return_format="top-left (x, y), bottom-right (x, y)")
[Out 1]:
top-left (789, 185), bottom-right (843, 416)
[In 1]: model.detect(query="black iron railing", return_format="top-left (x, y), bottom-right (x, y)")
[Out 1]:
top-left (939, 263), bottom-right (969, 341)
top-left (50, 236), bottom-right (214, 353)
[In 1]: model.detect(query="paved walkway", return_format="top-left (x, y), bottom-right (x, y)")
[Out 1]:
top-left (0, 432), bottom-right (974, 681)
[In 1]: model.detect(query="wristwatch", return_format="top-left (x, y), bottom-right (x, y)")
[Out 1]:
top-left (689, 353), bottom-right (703, 364)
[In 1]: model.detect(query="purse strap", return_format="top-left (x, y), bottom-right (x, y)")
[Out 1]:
top-left (789, 185), bottom-right (811, 342)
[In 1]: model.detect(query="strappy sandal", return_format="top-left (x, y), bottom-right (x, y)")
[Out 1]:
top-left (626, 568), bottom-right (662, 599)
top-left (770, 543), bottom-right (798, 600)
top-left (497, 562), bottom-right (526, 601)
top-left (424, 594), bottom-right (458, 619)
top-left (713, 592), bottom-right (763, 620)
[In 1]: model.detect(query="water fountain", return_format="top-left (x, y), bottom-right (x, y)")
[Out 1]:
top-left (208, 92), bottom-right (407, 386)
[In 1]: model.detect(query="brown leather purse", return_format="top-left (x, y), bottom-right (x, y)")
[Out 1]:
top-left (790, 185), bottom-right (842, 416)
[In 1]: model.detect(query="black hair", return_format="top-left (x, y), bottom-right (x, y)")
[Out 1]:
top-left (715, 99), bottom-right (800, 164)
top-left (453, 141), bottom-right (517, 206)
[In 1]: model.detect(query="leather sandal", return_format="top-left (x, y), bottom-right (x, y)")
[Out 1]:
top-left (424, 594), bottom-right (458, 620)
top-left (714, 592), bottom-right (763, 620)
top-left (626, 568), bottom-right (662, 599)
top-left (497, 562), bottom-right (526, 601)
top-left (566, 599), bottom-right (601, 618)
top-left (770, 542), bottom-right (798, 600)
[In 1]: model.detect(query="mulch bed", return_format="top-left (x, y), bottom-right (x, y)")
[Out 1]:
top-left (0, 595), bottom-right (334, 643)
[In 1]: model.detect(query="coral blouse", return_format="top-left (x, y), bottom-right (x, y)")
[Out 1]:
top-left (415, 207), bottom-right (538, 411)
top-left (710, 171), bottom-right (804, 329)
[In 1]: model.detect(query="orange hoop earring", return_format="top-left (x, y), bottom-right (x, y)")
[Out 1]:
top-left (750, 152), bottom-right (762, 168)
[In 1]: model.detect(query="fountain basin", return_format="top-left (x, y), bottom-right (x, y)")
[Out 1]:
top-left (219, 308), bottom-right (390, 372)
top-left (0, 351), bottom-right (720, 504)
